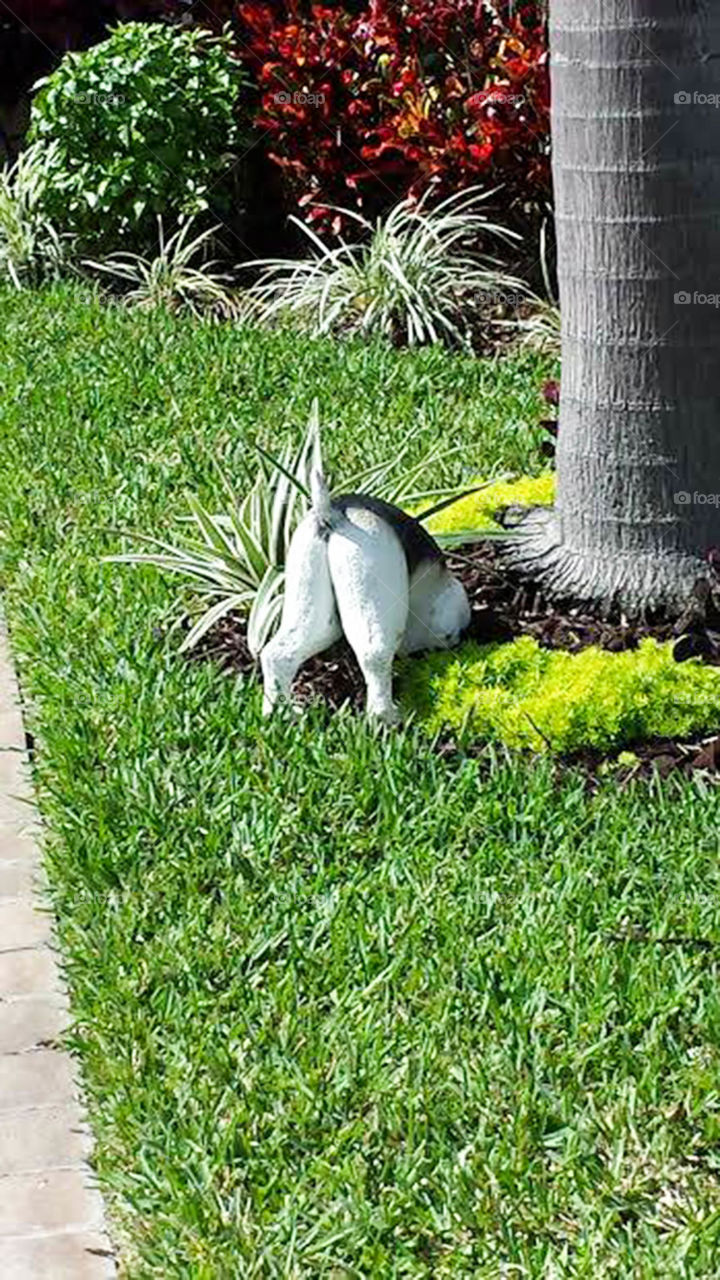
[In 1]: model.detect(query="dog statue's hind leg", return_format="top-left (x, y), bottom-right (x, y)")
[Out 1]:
top-left (327, 510), bottom-right (408, 724)
top-left (260, 515), bottom-right (341, 715)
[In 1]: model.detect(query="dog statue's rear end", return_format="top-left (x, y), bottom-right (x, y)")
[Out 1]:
top-left (261, 468), bottom-right (470, 722)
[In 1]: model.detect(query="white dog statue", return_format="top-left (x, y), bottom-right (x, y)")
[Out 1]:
top-left (260, 469), bottom-right (471, 722)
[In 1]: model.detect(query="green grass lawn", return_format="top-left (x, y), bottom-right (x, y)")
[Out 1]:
top-left (2, 283), bottom-right (720, 1278)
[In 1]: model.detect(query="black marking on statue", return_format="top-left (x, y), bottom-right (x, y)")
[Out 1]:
top-left (332, 494), bottom-right (444, 573)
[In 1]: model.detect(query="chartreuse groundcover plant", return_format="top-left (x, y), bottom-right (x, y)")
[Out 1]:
top-left (3, 285), bottom-right (720, 1276)
top-left (405, 473), bottom-right (720, 753)
top-left (419, 470), bottom-right (555, 543)
top-left (399, 635), bottom-right (720, 754)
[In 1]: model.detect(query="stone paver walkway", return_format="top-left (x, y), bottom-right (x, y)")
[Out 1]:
top-left (0, 610), bottom-right (116, 1278)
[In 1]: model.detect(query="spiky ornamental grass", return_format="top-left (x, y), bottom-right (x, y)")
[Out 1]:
top-left (240, 187), bottom-right (527, 347)
top-left (107, 418), bottom-right (317, 658)
top-left (513, 297), bottom-right (561, 356)
top-left (84, 218), bottom-right (239, 318)
top-left (107, 402), bottom-right (463, 657)
top-left (502, 219), bottom-right (562, 356)
top-left (0, 143), bottom-right (70, 289)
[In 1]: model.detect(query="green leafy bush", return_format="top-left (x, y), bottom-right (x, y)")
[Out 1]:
top-left (400, 635), bottom-right (720, 754)
top-left (28, 22), bottom-right (250, 251)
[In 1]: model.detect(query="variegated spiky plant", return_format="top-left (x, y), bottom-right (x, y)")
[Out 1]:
top-left (238, 188), bottom-right (527, 348)
top-left (107, 401), bottom-right (464, 657)
top-left (0, 143), bottom-right (69, 289)
top-left (85, 218), bottom-right (239, 318)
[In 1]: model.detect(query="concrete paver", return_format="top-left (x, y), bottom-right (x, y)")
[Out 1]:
top-left (0, 1105), bottom-right (92, 1176)
top-left (0, 1169), bottom-right (108, 1237)
top-left (0, 1049), bottom-right (78, 1111)
top-left (0, 861), bottom-right (36, 898)
top-left (0, 609), bottom-right (116, 1276)
top-left (0, 899), bottom-right (53, 952)
top-left (0, 948), bottom-right (62, 998)
top-left (0, 830), bottom-right (38, 865)
top-left (0, 997), bottom-right (69, 1054)
top-left (0, 1232), bottom-right (116, 1280)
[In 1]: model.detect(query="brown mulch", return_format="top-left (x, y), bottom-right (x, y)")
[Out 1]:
top-left (193, 538), bottom-right (720, 782)
top-left (449, 541), bottom-right (720, 661)
top-left (196, 618), bottom-right (367, 713)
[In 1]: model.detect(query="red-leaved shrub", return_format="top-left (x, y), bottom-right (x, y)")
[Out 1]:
top-left (234, 0), bottom-right (549, 230)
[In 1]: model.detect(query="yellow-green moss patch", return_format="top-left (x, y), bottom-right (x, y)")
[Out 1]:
top-left (399, 636), bottom-right (720, 754)
top-left (422, 472), bottom-right (555, 537)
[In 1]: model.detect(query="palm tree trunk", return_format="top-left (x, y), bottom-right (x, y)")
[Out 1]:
top-left (513, 0), bottom-right (720, 613)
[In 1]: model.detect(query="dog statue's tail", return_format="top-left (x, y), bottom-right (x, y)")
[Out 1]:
top-left (308, 399), bottom-right (333, 532)
top-left (311, 465), bottom-right (333, 532)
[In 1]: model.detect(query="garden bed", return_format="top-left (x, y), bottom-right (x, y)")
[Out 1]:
top-left (196, 537), bottom-right (720, 777)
